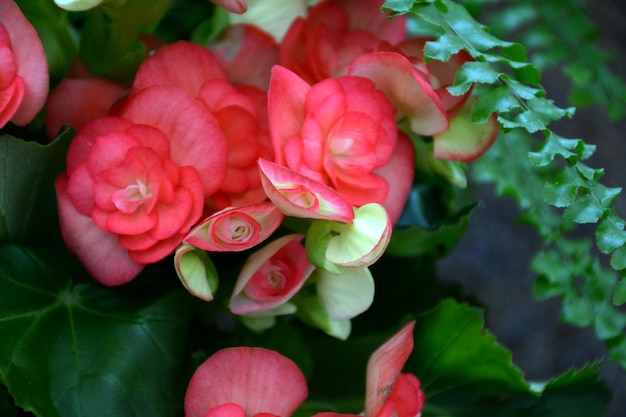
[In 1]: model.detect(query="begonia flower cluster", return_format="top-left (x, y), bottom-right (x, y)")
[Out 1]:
top-left (43, 0), bottom-right (499, 338)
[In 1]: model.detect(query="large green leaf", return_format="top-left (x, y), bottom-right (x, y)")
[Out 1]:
top-left (0, 244), bottom-right (191, 417)
top-left (408, 300), bottom-right (610, 416)
top-left (0, 132), bottom-right (72, 245)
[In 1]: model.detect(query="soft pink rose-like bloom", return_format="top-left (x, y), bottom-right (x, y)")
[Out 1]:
top-left (268, 65), bottom-right (413, 224)
top-left (229, 234), bottom-right (315, 315)
top-left (56, 86), bottom-right (228, 286)
top-left (0, 0), bottom-right (48, 128)
top-left (132, 41), bottom-right (274, 209)
top-left (280, 0), bottom-right (406, 83)
top-left (185, 347), bottom-right (308, 417)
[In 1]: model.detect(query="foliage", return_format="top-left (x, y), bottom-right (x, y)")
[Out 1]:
top-left (383, 0), bottom-right (626, 372)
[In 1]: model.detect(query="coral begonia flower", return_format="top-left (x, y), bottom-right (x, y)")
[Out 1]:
top-left (133, 41), bottom-right (274, 209)
top-left (268, 66), bottom-right (412, 224)
top-left (0, 0), bottom-right (48, 128)
top-left (56, 87), bottom-right (228, 285)
top-left (280, 0), bottom-right (406, 83)
top-left (229, 234), bottom-right (315, 315)
top-left (185, 347), bottom-right (308, 417)
top-left (184, 202), bottom-right (284, 252)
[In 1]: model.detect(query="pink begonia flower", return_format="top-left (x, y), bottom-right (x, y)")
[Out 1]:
top-left (45, 78), bottom-right (126, 139)
top-left (184, 202), bottom-right (284, 252)
top-left (313, 321), bottom-right (424, 417)
top-left (185, 347), bottom-right (308, 417)
top-left (258, 158), bottom-right (354, 223)
top-left (56, 86), bottom-right (228, 285)
top-left (132, 41), bottom-right (274, 209)
top-left (268, 65), bottom-right (412, 225)
top-left (280, 0), bottom-right (406, 83)
top-left (0, 0), bottom-right (48, 128)
top-left (210, 0), bottom-right (247, 14)
top-left (229, 234), bottom-right (315, 315)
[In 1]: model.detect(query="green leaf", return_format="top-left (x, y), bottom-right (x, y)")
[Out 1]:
top-left (613, 278), bottom-right (626, 306)
top-left (0, 244), bottom-right (191, 417)
top-left (449, 61), bottom-right (501, 96)
top-left (410, 299), bottom-right (529, 396)
top-left (409, 300), bottom-right (610, 416)
top-left (0, 132), bottom-right (72, 245)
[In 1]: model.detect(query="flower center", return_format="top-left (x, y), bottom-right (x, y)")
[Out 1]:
top-left (111, 179), bottom-right (153, 214)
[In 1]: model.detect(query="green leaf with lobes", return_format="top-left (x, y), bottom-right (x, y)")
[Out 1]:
top-left (0, 244), bottom-right (191, 417)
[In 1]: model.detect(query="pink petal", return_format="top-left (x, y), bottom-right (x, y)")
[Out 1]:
top-left (209, 0), bottom-right (247, 14)
top-left (121, 86), bottom-right (228, 196)
top-left (365, 321), bottom-right (416, 417)
top-left (267, 66), bottom-right (310, 166)
top-left (0, 0), bottom-right (49, 126)
top-left (210, 24), bottom-right (279, 90)
top-left (44, 78), bottom-right (126, 140)
top-left (132, 41), bottom-right (227, 97)
top-left (203, 403), bottom-right (246, 417)
top-left (55, 174), bottom-right (144, 286)
top-left (0, 75), bottom-right (24, 128)
top-left (349, 52), bottom-right (449, 136)
top-left (375, 373), bottom-right (424, 417)
top-left (337, 0), bottom-right (407, 44)
top-left (184, 347), bottom-right (308, 417)
top-left (65, 117), bottom-right (134, 175)
top-left (375, 132), bottom-right (415, 226)
top-left (258, 158), bottom-right (354, 223)
top-left (127, 233), bottom-right (183, 264)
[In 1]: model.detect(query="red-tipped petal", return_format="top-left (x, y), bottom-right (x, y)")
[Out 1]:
top-left (366, 321), bottom-right (416, 417)
top-left (185, 347), bottom-right (308, 417)
top-left (56, 174), bottom-right (144, 286)
top-left (258, 158), bottom-right (354, 222)
top-left (349, 52), bottom-right (449, 136)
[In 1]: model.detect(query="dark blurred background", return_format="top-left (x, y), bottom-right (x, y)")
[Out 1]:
top-left (438, 1), bottom-right (626, 415)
